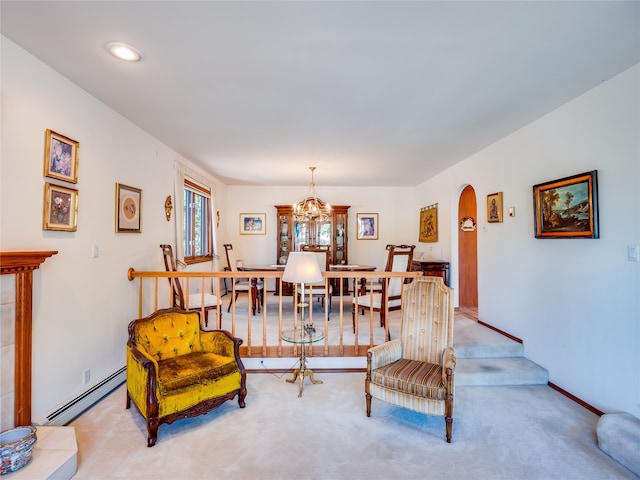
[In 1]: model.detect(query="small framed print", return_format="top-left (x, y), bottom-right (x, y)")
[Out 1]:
top-left (115, 183), bottom-right (142, 233)
top-left (43, 182), bottom-right (78, 231)
top-left (44, 129), bottom-right (79, 184)
top-left (240, 213), bottom-right (266, 235)
top-left (487, 192), bottom-right (503, 223)
top-left (357, 213), bottom-right (378, 240)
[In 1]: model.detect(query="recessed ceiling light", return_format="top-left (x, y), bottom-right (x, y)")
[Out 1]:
top-left (106, 42), bottom-right (142, 62)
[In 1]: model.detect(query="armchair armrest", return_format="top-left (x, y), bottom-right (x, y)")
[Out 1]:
top-left (367, 338), bottom-right (402, 371)
top-left (441, 346), bottom-right (456, 385)
top-left (126, 343), bottom-right (159, 416)
top-left (200, 330), bottom-right (243, 358)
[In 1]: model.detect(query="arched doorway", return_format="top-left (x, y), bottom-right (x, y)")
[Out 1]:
top-left (458, 185), bottom-right (478, 312)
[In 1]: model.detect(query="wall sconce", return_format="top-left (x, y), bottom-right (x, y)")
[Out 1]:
top-left (164, 196), bottom-right (173, 221)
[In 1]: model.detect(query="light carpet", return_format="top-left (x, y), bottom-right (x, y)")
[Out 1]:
top-left (69, 372), bottom-right (637, 479)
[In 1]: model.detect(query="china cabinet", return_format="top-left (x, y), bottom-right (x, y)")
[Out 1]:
top-left (275, 204), bottom-right (349, 294)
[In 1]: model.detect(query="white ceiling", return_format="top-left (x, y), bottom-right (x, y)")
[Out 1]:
top-left (2, 1), bottom-right (638, 187)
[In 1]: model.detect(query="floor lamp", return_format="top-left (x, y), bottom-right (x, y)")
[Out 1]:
top-left (282, 252), bottom-right (323, 331)
top-left (282, 252), bottom-right (324, 396)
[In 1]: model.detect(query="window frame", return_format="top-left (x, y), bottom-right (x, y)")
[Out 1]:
top-left (183, 178), bottom-right (213, 265)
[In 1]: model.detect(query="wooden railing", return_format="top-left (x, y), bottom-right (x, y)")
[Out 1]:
top-left (127, 268), bottom-right (422, 359)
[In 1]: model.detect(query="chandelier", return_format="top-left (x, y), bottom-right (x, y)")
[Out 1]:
top-left (292, 167), bottom-right (331, 221)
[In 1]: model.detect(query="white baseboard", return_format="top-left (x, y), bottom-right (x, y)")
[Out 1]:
top-left (36, 367), bottom-right (126, 426)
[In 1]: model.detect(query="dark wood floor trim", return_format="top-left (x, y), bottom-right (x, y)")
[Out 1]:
top-left (477, 320), bottom-right (523, 344)
top-left (548, 382), bottom-right (605, 416)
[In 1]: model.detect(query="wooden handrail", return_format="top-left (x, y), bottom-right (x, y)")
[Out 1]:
top-left (127, 267), bottom-right (423, 361)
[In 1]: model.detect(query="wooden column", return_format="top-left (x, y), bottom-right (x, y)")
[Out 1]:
top-left (0, 251), bottom-right (57, 426)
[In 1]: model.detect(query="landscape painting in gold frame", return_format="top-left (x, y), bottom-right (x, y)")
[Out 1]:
top-left (43, 182), bottom-right (78, 231)
top-left (487, 192), bottom-right (503, 223)
top-left (533, 170), bottom-right (599, 239)
top-left (44, 129), bottom-right (79, 184)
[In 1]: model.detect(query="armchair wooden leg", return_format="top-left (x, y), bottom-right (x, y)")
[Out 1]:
top-left (366, 392), bottom-right (372, 417)
top-left (238, 386), bottom-right (247, 408)
top-left (147, 418), bottom-right (159, 447)
top-left (445, 391), bottom-right (453, 443)
top-left (445, 416), bottom-right (452, 443)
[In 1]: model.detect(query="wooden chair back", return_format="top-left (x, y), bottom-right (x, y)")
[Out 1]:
top-left (382, 244), bottom-right (415, 301)
top-left (160, 244), bottom-right (186, 309)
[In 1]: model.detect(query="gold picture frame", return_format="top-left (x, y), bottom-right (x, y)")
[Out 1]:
top-left (356, 213), bottom-right (378, 240)
top-left (419, 204), bottom-right (438, 243)
top-left (240, 213), bottom-right (266, 235)
top-left (115, 183), bottom-right (142, 233)
top-left (44, 129), bottom-right (79, 184)
top-left (43, 182), bottom-right (78, 231)
top-left (487, 192), bottom-right (503, 223)
top-left (533, 170), bottom-right (599, 239)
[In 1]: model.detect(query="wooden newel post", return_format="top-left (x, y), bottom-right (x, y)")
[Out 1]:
top-left (0, 251), bottom-right (57, 426)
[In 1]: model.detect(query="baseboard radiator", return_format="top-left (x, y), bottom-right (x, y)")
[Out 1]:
top-left (41, 366), bottom-right (126, 426)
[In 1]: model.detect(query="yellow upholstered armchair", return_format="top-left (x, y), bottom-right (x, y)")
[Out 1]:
top-left (366, 276), bottom-right (455, 442)
top-left (126, 308), bottom-right (247, 447)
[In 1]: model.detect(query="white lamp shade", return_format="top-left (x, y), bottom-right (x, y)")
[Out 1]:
top-left (282, 252), bottom-right (323, 284)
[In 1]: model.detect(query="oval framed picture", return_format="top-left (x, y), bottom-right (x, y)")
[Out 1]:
top-left (115, 183), bottom-right (142, 233)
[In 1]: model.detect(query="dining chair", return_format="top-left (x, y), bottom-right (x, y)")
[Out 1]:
top-left (159, 244), bottom-right (221, 328)
top-left (223, 244), bottom-right (263, 315)
top-left (352, 244), bottom-right (415, 333)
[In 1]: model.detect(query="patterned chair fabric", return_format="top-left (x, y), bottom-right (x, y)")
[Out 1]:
top-left (366, 276), bottom-right (456, 442)
top-left (126, 308), bottom-right (246, 446)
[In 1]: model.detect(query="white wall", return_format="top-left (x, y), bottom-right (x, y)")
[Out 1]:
top-left (223, 185), bottom-right (416, 283)
top-left (0, 38), bottom-right (224, 421)
top-left (417, 65), bottom-right (640, 416)
top-left (2, 35), bottom-right (638, 422)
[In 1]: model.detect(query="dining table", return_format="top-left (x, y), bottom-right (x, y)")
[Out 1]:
top-left (237, 264), bottom-right (285, 312)
top-left (329, 264), bottom-right (376, 294)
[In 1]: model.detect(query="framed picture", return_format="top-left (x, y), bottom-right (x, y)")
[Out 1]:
top-left (357, 213), bottom-right (378, 240)
top-left (240, 213), bottom-right (266, 235)
top-left (487, 192), bottom-right (503, 223)
top-left (419, 205), bottom-right (438, 242)
top-left (44, 129), bottom-right (79, 184)
top-left (533, 170), bottom-right (599, 239)
top-left (43, 182), bottom-right (78, 231)
top-left (115, 183), bottom-right (142, 233)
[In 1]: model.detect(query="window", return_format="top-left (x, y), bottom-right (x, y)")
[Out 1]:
top-left (183, 179), bottom-right (212, 264)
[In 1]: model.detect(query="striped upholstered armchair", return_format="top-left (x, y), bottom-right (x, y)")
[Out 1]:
top-left (365, 276), bottom-right (455, 442)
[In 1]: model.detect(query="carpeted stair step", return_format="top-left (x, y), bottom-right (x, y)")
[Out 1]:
top-left (456, 357), bottom-right (549, 387)
top-left (454, 316), bottom-right (524, 359)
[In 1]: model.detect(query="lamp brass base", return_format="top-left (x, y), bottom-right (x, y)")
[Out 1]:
top-left (286, 365), bottom-right (323, 397)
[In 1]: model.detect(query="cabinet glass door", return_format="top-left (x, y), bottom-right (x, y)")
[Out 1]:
top-left (294, 220), bottom-right (310, 252)
top-left (334, 213), bottom-right (347, 265)
top-left (278, 213), bottom-right (290, 265)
